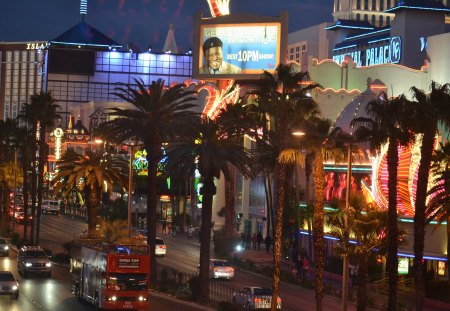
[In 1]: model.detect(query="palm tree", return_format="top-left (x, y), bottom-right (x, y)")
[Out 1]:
top-left (426, 141), bottom-right (450, 281)
top-left (407, 82), bottom-right (450, 310)
top-left (328, 192), bottom-right (390, 311)
top-left (248, 64), bottom-right (321, 311)
top-left (353, 93), bottom-right (414, 311)
top-left (18, 91), bottom-right (60, 244)
top-left (98, 78), bottom-right (198, 283)
top-left (166, 114), bottom-right (254, 301)
top-left (53, 150), bottom-right (128, 235)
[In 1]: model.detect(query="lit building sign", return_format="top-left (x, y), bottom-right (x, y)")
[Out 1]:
top-left (133, 150), bottom-right (148, 176)
top-left (333, 36), bottom-right (401, 67)
top-left (53, 128), bottom-right (63, 161)
top-left (197, 23), bottom-right (281, 76)
top-left (26, 42), bottom-right (48, 50)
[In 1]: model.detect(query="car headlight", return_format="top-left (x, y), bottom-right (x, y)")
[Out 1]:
top-left (12, 285), bottom-right (18, 291)
top-left (138, 296), bottom-right (147, 301)
top-left (108, 296), bottom-right (117, 301)
top-left (25, 262), bottom-right (32, 267)
top-left (4, 245), bottom-right (9, 250)
top-left (45, 262), bottom-right (52, 267)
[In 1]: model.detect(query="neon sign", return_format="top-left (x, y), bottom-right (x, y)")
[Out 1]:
top-left (333, 36), bottom-right (402, 67)
top-left (26, 42), bottom-right (48, 50)
top-left (53, 128), bottom-right (64, 161)
top-left (133, 150), bottom-right (148, 176)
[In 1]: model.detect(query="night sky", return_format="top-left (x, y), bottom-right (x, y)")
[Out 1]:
top-left (0, 0), bottom-right (333, 52)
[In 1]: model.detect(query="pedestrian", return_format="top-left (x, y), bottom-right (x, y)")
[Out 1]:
top-left (301, 256), bottom-right (309, 279)
top-left (264, 235), bottom-right (272, 253)
top-left (252, 233), bottom-right (257, 250)
top-left (162, 219), bottom-right (167, 236)
top-left (350, 265), bottom-right (358, 287)
top-left (295, 255), bottom-right (303, 278)
top-left (187, 225), bottom-right (193, 240)
top-left (257, 232), bottom-right (263, 250)
top-left (245, 233), bottom-right (251, 250)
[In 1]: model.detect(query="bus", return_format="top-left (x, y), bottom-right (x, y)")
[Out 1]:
top-left (70, 238), bottom-right (150, 310)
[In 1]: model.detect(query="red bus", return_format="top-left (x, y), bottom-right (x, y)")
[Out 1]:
top-left (70, 238), bottom-right (150, 310)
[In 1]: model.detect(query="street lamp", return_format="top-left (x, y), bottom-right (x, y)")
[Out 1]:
top-left (341, 142), bottom-right (352, 311)
top-left (128, 144), bottom-right (134, 239)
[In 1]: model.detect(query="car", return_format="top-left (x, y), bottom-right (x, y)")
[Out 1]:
top-left (42, 200), bottom-right (60, 215)
top-left (0, 271), bottom-right (19, 299)
top-left (208, 259), bottom-right (235, 279)
top-left (17, 246), bottom-right (52, 278)
top-left (15, 212), bottom-right (33, 225)
top-left (232, 287), bottom-right (282, 310)
top-left (9, 205), bottom-right (23, 218)
top-left (155, 237), bottom-right (166, 257)
top-left (0, 238), bottom-right (9, 257)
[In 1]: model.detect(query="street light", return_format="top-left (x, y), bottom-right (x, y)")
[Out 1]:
top-left (341, 142), bottom-right (352, 311)
top-left (128, 144), bottom-right (134, 239)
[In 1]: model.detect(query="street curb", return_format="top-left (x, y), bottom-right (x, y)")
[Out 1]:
top-left (149, 290), bottom-right (216, 311)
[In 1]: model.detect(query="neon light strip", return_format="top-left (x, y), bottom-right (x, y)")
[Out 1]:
top-left (333, 44), bottom-right (357, 51)
top-left (80, 0), bottom-right (88, 15)
top-left (385, 6), bottom-right (450, 13)
top-left (325, 25), bottom-right (374, 30)
top-left (367, 38), bottom-right (390, 44)
top-left (345, 28), bottom-right (390, 41)
top-left (323, 166), bottom-right (372, 172)
top-left (50, 41), bottom-right (122, 48)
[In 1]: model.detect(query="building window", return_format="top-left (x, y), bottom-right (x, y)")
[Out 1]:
top-left (356, 0), bottom-right (361, 9)
top-left (295, 53), bottom-right (300, 59)
top-left (379, 15), bottom-right (384, 26)
top-left (380, 0), bottom-right (384, 10)
top-left (290, 55), bottom-right (293, 60)
top-left (290, 48), bottom-right (294, 53)
top-left (296, 46), bottom-right (300, 52)
top-left (356, 13), bottom-right (361, 20)
top-left (372, 0), bottom-right (377, 10)
top-left (364, 0), bottom-right (369, 10)
top-left (371, 14), bottom-right (376, 26)
top-left (364, 14), bottom-right (368, 21)
top-left (386, 16), bottom-right (390, 25)
top-left (302, 45), bottom-right (306, 51)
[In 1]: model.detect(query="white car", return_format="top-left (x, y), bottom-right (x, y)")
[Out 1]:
top-left (0, 238), bottom-right (9, 257)
top-left (155, 237), bottom-right (166, 257)
top-left (232, 287), bottom-right (282, 310)
top-left (42, 200), bottom-right (60, 215)
top-left (0, 271), bottom-right (19, 299)
top-left (209, 259), bottom-right (235, 279)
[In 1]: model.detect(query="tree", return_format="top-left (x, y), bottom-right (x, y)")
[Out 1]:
top-left (98, 78), bottom-right (198, 283)
top-left (166, 114), bottom-right (254, 301)
top-left (408, 82), bottom-right (450, 310)
top-left (18, 91), bottom-right (60, 244)
top-left (353, 93), bottom-right (414, 311)
top-left (53, 150), bottom-right (128, 235)
top-left (426, 142), bottom-right (450, 281)
top-left (328, 192), bottom-right (390, 311)
top-left (249, 63), bottom-right (322, 311)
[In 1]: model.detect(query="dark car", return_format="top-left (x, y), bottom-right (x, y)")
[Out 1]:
top-left (17, 246), bottom-right (52, 278)
top-left (15, 212), bottom-right (33, 225)
top-left (0, 271), bottom-right (19, 299)
top-left (232, 287), bottom-right (282, 310)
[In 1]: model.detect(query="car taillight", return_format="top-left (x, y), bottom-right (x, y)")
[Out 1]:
top-left (160, 245), bottom-right (166, 249)
top-left (254, 298), bottom-right (262, 303)
top-left (277, 297), bottom-right (282, 303)
top-left (214, 267), bottom-right (218, 272)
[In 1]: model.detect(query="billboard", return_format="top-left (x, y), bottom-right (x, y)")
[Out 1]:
top-left (193, 12), bottom-right (287, 80)
top-left (198, 23), bottom-right (281, 76)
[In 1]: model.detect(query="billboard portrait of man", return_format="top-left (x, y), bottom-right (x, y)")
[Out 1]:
top-left (199, 37), bottom-right (241, 75)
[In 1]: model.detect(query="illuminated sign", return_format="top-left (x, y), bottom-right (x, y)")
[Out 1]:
top-left (197, 23), bottom-right (281, 76)
top-left (26, 42), bottom-right (48, 50)
top-left (333, 36), bottom-right (402, 67)
top-left (53, 128), bottom-right (64, 161)
top-left (398, 257), bottom-right (409, 275)
top-left (132, 150), bottom-right (148, 176)
top-left (118, 258), bottom-right (140, 269)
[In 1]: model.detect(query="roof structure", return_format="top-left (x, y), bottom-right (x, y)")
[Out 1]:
top-left (49, 20), bottom-right (122, 50)
top-left (325, 19), bottom-right (375, 31)
top-left (385, 0), bottom-right (450, 13)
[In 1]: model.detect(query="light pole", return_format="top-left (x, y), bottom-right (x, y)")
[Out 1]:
top-left (12, 148), bottom-right (18, 233)
top-left (341, 142), bottom-right (352, 311)
top-left (128, 145), bottom-right (134, 239)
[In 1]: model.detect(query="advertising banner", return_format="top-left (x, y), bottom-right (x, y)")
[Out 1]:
top-left (198, 23), bottom-right (281, 76)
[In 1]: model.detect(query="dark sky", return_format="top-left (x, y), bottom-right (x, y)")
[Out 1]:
top-left (1, 0), bottom-right (333, 52)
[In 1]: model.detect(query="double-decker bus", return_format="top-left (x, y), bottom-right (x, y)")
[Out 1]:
top-left (70, 238), bottom-right (150, 310)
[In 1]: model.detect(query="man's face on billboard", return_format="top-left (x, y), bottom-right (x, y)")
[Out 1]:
top-left (205, 46), bottom-right (223, 70)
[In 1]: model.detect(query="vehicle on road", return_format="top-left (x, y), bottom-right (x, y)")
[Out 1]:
top-left (155, 237), bottom-right (166, 257)
top-left (71, 239), bottom-right (150, 310)
top-left (9, 205), bottom-right (23, 218)
top-left (42, 200), bottom-right (61, 215)
top-left (0, 238), bottom-right (9, 257)
top-left (232, 287), bottom-right (282, 310)
top-left (15, 212), bottom-right (33, 224)
top-left (17, 246), bottom-right (52, 278)
top-left (0, 271), bottom-right (19, 299)
top-left (208, 259), bottom-right (235, 279)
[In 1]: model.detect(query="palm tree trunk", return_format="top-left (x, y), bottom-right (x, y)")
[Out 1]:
top-left (414, 129), bottom-right (435, 311)
top-left (387, 139), bottom-right (399, 311)
top-left (356, 255), bottom-right (368, 311)
top-left (146, 147), bottom-right (159, 284)
top-left (313, 151), bottom-right (325, 311)
top-left (447, 218), bottom-right (450, 282)
top-left (264, 174), bottom-right (273, 237)
top-left (271, 164), bottom-right (287, 311)
top-left (87, 186), bottom-right (101, 235)
top-left (35, 140), bottom-right (47, 244)
top-left (224, 164), bottom-right (236, 237)
top-left (199, 176), bottom-right (215, 301)
top-left (22, 149), bottom-right (29, 241)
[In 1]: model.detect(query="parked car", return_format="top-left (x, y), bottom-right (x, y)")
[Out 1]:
top-left (0, 271), bottom-right (19, 299)
top-left (42, 200), bottom-right (60, 215)
top-left (15, 212), bottom-right (33, 225)
top-left (208, 259), bottom-right (235, 279)
top-left (17, 246), bottom-right (52, 278)
top-left (232, 287), bottom-right (282, 310)
top-left (155, 237), bottom-right (166, 257)
top-left (0, 238), bottom-right (9, 257)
